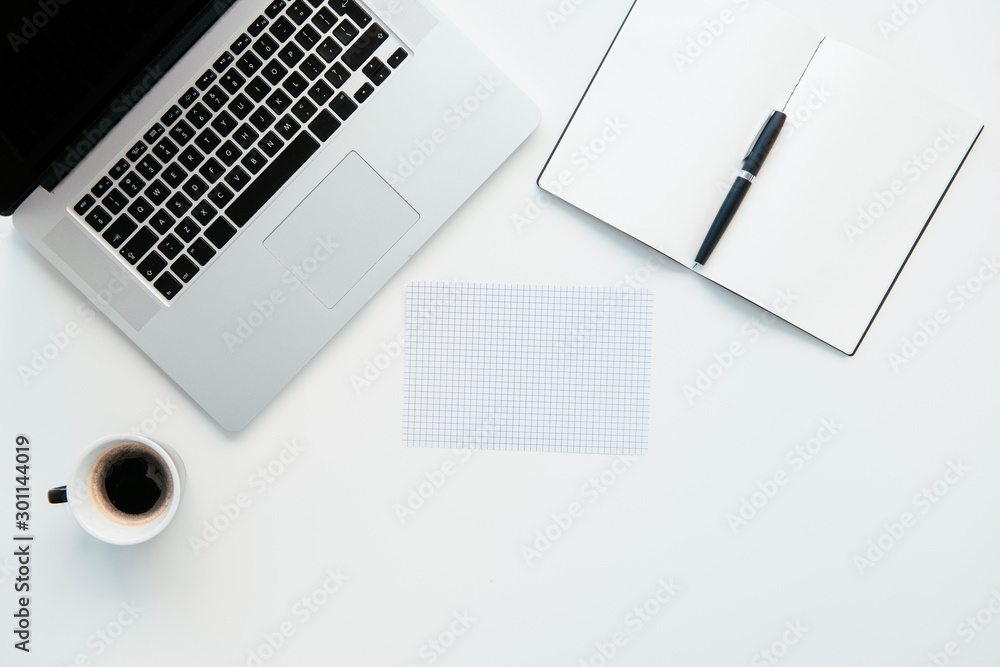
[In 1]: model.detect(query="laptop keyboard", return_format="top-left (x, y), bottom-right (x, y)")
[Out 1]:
top-left (70, 0), bottom-right (409, 302)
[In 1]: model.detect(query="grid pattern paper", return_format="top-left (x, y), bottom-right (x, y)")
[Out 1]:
top-left (403, 283), bottom-right (653, 454)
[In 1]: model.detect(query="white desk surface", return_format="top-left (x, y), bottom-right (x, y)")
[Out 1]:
top-left (2, 1), bottom-right (999, 665)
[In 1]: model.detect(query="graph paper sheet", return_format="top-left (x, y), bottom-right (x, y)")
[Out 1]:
top-left (403, 283), bottom-right (653, 454)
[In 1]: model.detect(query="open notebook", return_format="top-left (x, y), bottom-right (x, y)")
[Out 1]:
top-left (538, 0), bottom-right (983, 354)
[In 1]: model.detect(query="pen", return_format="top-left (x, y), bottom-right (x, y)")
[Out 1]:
top-left (694, 110), bottom-right (787, 266)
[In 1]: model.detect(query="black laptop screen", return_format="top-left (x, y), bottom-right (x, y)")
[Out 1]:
top-left (0, 0), bottom-right (222, 214)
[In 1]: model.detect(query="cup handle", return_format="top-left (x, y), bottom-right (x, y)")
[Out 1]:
top-left (48, 486), bottom-right (68, 504)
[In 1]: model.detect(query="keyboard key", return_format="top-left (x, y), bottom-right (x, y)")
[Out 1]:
top-left (241, 149), bottom-right (267, 174)
top-left (278, 42), bottom-right (304, 67)
top-left (127, 197), bottom-right (154, 222)
top-left (169, 120), bottom-right (195, 146)
top-left (191, 201), bottom-right (217, 225)
top-left (324, 62), bottom-right (350, 88)
top-left (237, 52), bottom-right (263, 77)
top-left (287, 0), bottom-right (311, 24)
top-left (120, 226), bottom-right (157, 264)
top-left (269, 16), bottom-right (295, 42)
top-left (175, 218), bottom-right (200, 242)
top-left (110, 158), bottom-right (130, 180)
top-left (295, 24), bottom-right (320, 50)
top-left (136, 155), bottom-right (162, 179)
top-left (120, 172), bottom-right (145, 197)
top-left (179, 146), bottom-right (205, 170)
top-left (166, 192), bottom-right (192, 217)
top-left (197, 69), bottom-right (217, 91)
top-left (221, 68), bottom-right (246, 94)
top-left (162, 163), bottom-right (187, 189)
top-left (258, 131), bottom-right (284, 156)
top-left (250, 106), bottom-right (276, 131)
top-left (91, 176), bottom-right (113, 197)
top-left (216, 141), bottom-right (242, 166)
top-left (330, 92), bottom-right (357, 120)
top-left (171, 255), bottom-right (199, 282)
top-left (144, 179), bottom-right (170, 206)
top-left (234, 124), bottom-right (260, 149)
top-left (126, 141), bottom-right (147, 162)
top-left (312, 7), bottom-right (336, 33)
top-left (253, 33), bottom-right (279, 61)
top-left (266, 88), bottom-right (293, 114)
top-left (213, 51), bottom-right (235, 73)
top-left (354, 82), bottom-right (374, 103)
top-left (199, 158), bottom-right (226, 183)
top-left (158, 233), bottom-right (183, 259)
top-left (154, 272), bottom-right (182, 300)
top-left (102, 215), bottom-right (137, 247)
top-left (195, 128), bottom-right (222, 153)
top-left (363, 57), bottom-right (389, 85)
top-left (188, 238), bottom-right (217, 265)
top-left (85, 206), bottom-right (112, 231)
top-left (225, 166), bottom-right (251, 192)
top-left (205, 217), bottom-right (237, 248)
top-left (231, 33), bottom-right (252, 55)
top-left (308, 79), bottom-right (333, 105)
top-left (316, 36), bottom-right (342, 63)
top-left (228, 93), bottom-right (253, 119)
top-left (387, 47), bottom-right (407, 69)
top-left (226, 133), bottom-right (319, 227)
top-left (283, 71), bottom-right (308, 97)
top-left (275, 114), bottom-right (300, 140)
top-left (161, 105), bottom-right (183, 127)
top-left (149, 209), bottom-right (175, 235)
top-left (186, 103), bottom-right (211, 129)
top-left (343, 24), bottom-right (387, 70)
top-left (137, 251), bottom-right (167, 281)
top-left (246, 76), bottom-right (272, 103)
top-left (291, 98), bottom-right (317, 122)
top-left (208, 183), bottom-right (235, 208)
top-left (152, 138), bottom-right (179, 162)
top-left (263, 60), bottom-right (288, 85)
top-left (74, 194), bottom-right (95, 215)
top-left (299, 54), bottom-right (324, 80)
top-left (183, 175), bottom-right (209, 200)
top-left (204, 85), bottom-right (230, 112)
top-left (248, 15), bottom-right (269, 37)
top-left (333, 19), bottom-right (358, 46)
top-left (144, 123), bottom-right (166, 144)
top-left (308, 110), bottom-right (340, 141)
top-left (179, 87), bottom-right (200, 108)
top-left (211, 111), bottom-right (238, 137)
top-left (339, 0), bottom-right (371, 28)
top-left (265, 1), bottom-right (287, 19)
top-left (103, 189), bottom-right (128, 214)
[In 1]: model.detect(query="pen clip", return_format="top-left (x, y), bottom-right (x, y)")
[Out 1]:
top-left (743, 110), bottom-right (777, 161)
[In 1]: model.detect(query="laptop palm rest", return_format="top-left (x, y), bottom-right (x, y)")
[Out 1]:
top-left (263, 151), bottom-right (419, 309)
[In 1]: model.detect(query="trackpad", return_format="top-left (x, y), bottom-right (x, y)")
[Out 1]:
top-left (263, 151), bottom-right (419, 308)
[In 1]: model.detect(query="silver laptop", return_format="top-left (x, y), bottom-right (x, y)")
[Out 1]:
top-left (5, 0), bottom-right (538, 429)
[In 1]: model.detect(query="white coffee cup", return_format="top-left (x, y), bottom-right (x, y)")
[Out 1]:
top-left (48, 435), bottom-right (185, 545)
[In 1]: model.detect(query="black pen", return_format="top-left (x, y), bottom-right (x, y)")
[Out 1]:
top-left (694, 110), bottom-right (787, 266)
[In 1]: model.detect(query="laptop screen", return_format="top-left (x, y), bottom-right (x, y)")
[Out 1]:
top-left (0, 0), bottom-right (225, 214)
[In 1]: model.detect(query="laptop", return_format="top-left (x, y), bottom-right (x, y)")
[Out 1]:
top-left (3, 0), bottom-right (538, 430)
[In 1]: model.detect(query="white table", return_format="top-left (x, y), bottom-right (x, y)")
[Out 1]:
top-left (2, 1), bottom-right (999, 665)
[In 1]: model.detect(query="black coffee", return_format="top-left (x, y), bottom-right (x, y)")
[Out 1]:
top-left (91, 443), bottom-right (172, 524)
